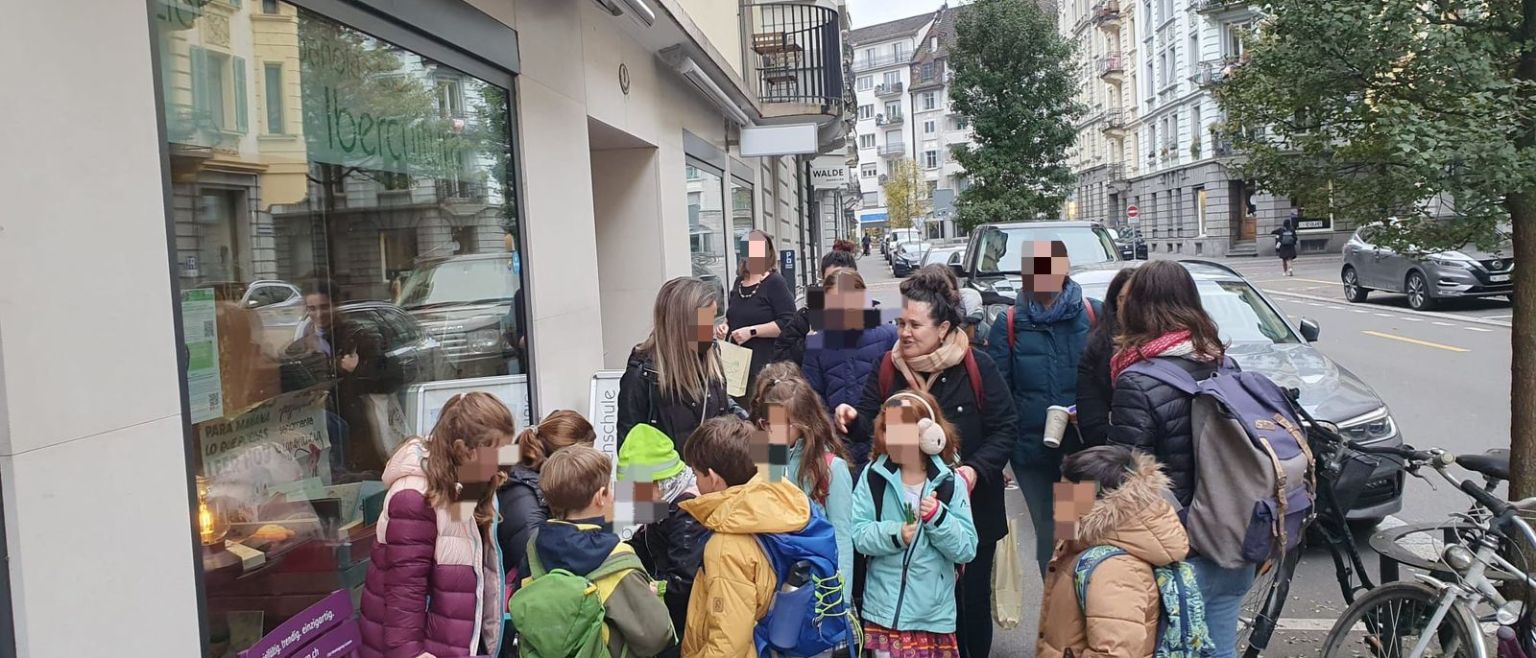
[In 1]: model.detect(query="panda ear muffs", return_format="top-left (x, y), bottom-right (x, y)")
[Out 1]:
top-left (917, 417), bottom-right (947, 455)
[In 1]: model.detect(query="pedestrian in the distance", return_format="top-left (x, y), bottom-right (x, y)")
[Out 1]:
top-left (1106, 260), bottom-right (1246, 658)
top-left (835, 265), bottom-right (1018, 658)
top-left (618, 277), bottom-right (743, 450)
top-left (1075, 267), bottom-right (1137, 448)
top-left (984, 240), bottom-right (1099, 576)
top-left (863, 234), bottom-right (872, 256)
top-left (1272, 213), bottom-right (1300, 277)
top-left (724, 230), bottom-right (796, 403)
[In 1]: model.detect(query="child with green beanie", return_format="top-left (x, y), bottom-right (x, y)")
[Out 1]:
top-left (620, 423), bottom-right (711, 658)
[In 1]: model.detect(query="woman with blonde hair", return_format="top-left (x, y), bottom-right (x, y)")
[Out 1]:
top-left (618, 277), bottom-right (744, 450)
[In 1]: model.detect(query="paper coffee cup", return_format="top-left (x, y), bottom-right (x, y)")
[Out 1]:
top-left (1043, 405), bottom-right (1071, 449)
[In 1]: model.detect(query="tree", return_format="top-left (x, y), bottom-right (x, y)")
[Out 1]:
top-left (949, 0), bottom-right (1084, 233)
top-left (884, 158), bottom-right (928, 231)
top-left (1214, 0), bottom-right (1536, 497)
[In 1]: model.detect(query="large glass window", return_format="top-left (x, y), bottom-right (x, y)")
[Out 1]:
top-left (154, 3), bottom-right (528, 656)
top-left (687, 162), bottom-right (728, 314)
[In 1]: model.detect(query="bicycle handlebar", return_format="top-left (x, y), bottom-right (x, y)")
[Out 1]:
top-left (1460, 478), bottom-right (1512, 516)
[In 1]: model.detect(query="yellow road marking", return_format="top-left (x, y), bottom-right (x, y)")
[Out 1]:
top-left (1361, 330), bottom-right (1470, 353)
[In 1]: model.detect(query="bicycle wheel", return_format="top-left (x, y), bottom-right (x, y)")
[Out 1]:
top-left (1239, 546), bottom-right (1302, 658)
top-left (1320, 581), bottom-right (1483, 658)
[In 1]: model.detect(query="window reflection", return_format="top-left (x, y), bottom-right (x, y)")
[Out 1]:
top-left (154, 2), bottom-right (528, 655)
top-left (687, 163), bottom-right (728, 313)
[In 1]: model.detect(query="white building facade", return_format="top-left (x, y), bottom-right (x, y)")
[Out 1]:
top-left (0, 0), bottom-right (849, 655)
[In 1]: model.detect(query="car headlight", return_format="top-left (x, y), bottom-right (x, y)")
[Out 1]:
top-left (1338, 407), bottom-right (1398, 443)
top-left (467, 327), bottom-right (504, 353)
top-left (1431, 257), bottom-right (1474, 270)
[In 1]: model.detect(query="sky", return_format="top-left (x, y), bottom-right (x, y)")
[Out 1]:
top-left (846, 0), bottom-right (950, 29)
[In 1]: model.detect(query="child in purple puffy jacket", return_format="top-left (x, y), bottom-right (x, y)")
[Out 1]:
top-left (359, 392), bottom-right (514, 658)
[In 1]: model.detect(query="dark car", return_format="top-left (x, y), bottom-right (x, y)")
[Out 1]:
top-left (397, 252), bottom-right (525, 379)
top-left (891, 240), bottom-right (930, 277)
top-left (1114, 228), bottom-right (1148, 260)
top-left (953, 220), bottom-right (1121, 305)
top-left (292, 300), bottom-right (448, 385)
top-left (1072, 260), bottom-right (1405, 519)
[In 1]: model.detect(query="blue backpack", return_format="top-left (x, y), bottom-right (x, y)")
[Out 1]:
top-left (1074, 545), bottom-right (1216, 658)
top-left (753, 503), bottom-right (855, 657)
top-left (1125, 357), bottom-right (1314, 569)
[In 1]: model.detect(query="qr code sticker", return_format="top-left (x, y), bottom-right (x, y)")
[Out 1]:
top-left (203, 320), bottom-right (216, 337)
top-left (208, 392), bottom-right (220, 408)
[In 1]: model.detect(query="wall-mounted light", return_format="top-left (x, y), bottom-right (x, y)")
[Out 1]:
top-left (593, 0), bottom-right (655, 26)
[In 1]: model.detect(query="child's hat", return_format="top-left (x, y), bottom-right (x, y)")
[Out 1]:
top-left (617, 423), bottom-right (685, 482)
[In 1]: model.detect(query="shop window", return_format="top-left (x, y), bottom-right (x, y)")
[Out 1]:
top-left (731, 178), bottom-right (755, 278)
top-left (686, 162), bottom-right (728, 314)
top-left (153, 4), bottom-right (530, 656)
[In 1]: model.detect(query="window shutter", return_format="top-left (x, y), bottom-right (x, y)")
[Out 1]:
top-left (190, 47), bottom-right (209, 119)
top-left (233, 56), bottom-right (248, 133)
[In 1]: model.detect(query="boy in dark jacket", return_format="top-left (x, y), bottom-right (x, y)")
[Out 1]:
top-left (619, 424), bottom-right (710, 658)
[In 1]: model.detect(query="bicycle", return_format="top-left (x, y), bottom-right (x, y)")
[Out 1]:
top-left (1318, 445), bottom-right (1536, 658)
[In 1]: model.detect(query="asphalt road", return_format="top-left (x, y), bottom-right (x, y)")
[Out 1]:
top-left (854, 250), bottom-right (1515, 657)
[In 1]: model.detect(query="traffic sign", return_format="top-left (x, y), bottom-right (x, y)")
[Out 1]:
top-left (1126, 204), bottom-right (1139, 221)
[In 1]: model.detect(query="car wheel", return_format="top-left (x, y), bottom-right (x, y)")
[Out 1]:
top-left (1406, 270), bottom-right (1436, 311)
top-left (1341, 267), bottom-right (1369, 303)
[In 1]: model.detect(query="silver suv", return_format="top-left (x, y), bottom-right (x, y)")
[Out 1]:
top-left (1341, 224), bottom-right (1514, 310)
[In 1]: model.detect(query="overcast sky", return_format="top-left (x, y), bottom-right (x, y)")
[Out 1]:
top-left (847, 0), bottom-right (950, 28)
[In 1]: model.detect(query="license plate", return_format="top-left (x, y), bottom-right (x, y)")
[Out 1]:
top-left (1491, 274), bottom-right (1511, 282)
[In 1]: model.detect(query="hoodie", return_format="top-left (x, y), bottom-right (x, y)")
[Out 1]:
top-left (678, 478), bottom-right (811, 658)
top-left (1037, 453), bottom-right (1191, 658)
top-left (359, 438), bottom-right (504, 658)
top-left (523, 518), bottom-right (675, 658)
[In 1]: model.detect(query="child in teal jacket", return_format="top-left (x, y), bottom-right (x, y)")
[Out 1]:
top-left (752, 363), bottom-right (856, 607)
top-left (852, 389), bottom-right (978, 657)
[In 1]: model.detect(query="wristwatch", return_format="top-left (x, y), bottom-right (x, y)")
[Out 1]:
top-left (750, 328), bottom-right (758, 337)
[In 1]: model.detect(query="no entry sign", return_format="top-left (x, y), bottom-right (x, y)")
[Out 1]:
top-left (1126, 204), bottom-right (1140, 221)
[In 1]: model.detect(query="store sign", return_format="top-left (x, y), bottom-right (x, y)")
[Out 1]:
top-left (199, 389), bottom-right (333, 489)
top-left (860, 212), bottom-right (889, 224)
top-left (810, 157), bottom-right (848, 190)
top-left (1296, 215), bottom-right (1333, 231)
top-left (588, 370), bottom-right (625, 460)
top-left (239, 590), bottom-right (358, 658)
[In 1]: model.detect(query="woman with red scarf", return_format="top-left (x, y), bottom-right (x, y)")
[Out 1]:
top-left (1106, 259), bottom-right (1251, 658)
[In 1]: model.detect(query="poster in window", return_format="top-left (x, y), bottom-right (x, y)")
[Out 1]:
top-left (183, 287), bottom-right (225, 423)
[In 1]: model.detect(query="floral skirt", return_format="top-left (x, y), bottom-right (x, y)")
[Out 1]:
top-left (862, 622), bottom-right (959, 658)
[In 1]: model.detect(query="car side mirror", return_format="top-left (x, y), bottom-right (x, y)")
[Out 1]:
top-left (245, 299), bottom-right (263, 309)
top-left (950, 263), bottom-right (965, 279)
top-left (1299, 318), bottom-right (1321, 342)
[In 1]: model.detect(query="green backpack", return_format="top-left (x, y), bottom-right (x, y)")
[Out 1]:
top-left (1074, 545), bottom-right (1215, 658)
top-left (508, 530), bottom-right (648, 658)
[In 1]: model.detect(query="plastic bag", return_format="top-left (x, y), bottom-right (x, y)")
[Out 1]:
top-left (992, 519), bottom-right (1025, 630)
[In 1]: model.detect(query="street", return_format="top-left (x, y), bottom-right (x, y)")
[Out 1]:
top-left (855, 251), bottom-right (1514, 657)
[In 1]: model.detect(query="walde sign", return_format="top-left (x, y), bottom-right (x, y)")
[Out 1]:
top-left (810, 156), bottom-right (848, 190)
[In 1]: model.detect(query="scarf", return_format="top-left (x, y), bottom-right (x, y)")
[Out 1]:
top-left (1017, 278), bottom-right (1086, 326)
top-left (1110, 330), bottom-right (1205, 383)
top-left (891, 328), bottom-right (971, 393)
top-left (658, 467), bottom-right (699, 505)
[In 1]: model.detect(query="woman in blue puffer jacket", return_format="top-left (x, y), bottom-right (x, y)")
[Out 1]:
top-left (801, 267), bottom-right (897, 470)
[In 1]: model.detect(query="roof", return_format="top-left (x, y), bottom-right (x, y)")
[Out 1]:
top-left (1071, 260), bottom-right (1249, 286)
top-left (913, 4), bottom-right (970, 59)
top-left (849, 11), bottom-right (937, 46)
top-left (982, 220), bottom-right (1107, 229)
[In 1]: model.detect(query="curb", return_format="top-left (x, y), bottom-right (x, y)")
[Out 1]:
top-left (1262, 289), bottom-right (1513, 329)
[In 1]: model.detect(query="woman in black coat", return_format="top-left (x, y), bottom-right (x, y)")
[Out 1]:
top-left (724, 230), bottom-right (797, 402)
top-left (617, 277), bottom-right (744, 450)
top-left (835, 265), bottom-right (1018, 658)
top-left (1074, 267), bottom-right (1136, 447)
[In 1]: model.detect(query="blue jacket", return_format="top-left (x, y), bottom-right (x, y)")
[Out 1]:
top-left (851, 455), bottom-right (978, 634)
top-left (802, 325), bottom-right (898, 413)
top-left (785, 442), bottom-right (856, 611)
top-left (984, 284), bottom-right (1098, 470)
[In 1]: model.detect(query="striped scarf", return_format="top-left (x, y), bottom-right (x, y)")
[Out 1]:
top-left (1110, 330), bottom-right (1200, 383)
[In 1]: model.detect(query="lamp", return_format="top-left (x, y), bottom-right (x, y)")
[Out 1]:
top-left (197, 476), bottom-right (241, 576)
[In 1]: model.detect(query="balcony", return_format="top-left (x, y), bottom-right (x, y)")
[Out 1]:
top-left (875, 81), bottom-right (904, 97)
top-left (1214, 139), bottom-right (1238, 157)
top-left (1098, 52), bottom-right (1125, 80)
top-left (876, 112), bottom-right (904, 127)
top-left (1195, 58), bottom-right (1241, 87)
top-left (1092, 0), bottom-right (1122, 29)
top-left (1101, 109), bottom-right (1126, 134)
top-left (853, 51), bottom-right (911, 72)
top-left (747, 3), bottom-right (845, 120)
top-left (879, 142), bottom-right (906, 157)
top-left (1195, 0), bottom-right (1258, 19)
top-left (1106, 163), bottom-right (1129, 191)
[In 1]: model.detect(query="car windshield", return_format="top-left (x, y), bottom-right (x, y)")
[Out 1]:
top-left (1082, 278), bottom-right (1300, 345)
top-left (975, 225), bottom-right (1118, 272)
top-left (398, 257), bottom-right (519, 309)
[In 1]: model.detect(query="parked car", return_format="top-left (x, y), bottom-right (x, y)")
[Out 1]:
top-left (1075, 260), bottom-right (1405, 519)
top-left (209, 279), bottom-right (307, 353)
top-left (1115, 228), bottom-right (1148, 260)
top-left (892, 240), bottom-right (931, 277)
top-left (920, 244), bottom-right (966, 271)
top-left (884, 228), bottom-right (920, 263)
top-left (397, 252), bottom-right (525, 379)
top-left (293, 300), bottom-right (448, 385)
top-left (1342, 223), bottom-right (1515, 310)
top-left (953, 220), bottom-right (1121, 305)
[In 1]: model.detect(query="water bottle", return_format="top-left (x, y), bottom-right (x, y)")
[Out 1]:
top-left (767, 561), bottom-right (815, 649)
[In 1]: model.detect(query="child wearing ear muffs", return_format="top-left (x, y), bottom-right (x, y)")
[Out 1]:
top-left (851, 389), bottom-right (979, 658)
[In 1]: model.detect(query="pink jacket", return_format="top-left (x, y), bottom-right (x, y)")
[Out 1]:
top-left (359, 439), bottom-right (505, 658)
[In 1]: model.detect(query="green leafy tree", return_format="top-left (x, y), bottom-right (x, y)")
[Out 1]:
top-left (1215, 0), bottom-right (1536, 495)
top-left (884, 158), bottom-right (927, 231)
top-left (949, 0), bottom-right (1084, 232)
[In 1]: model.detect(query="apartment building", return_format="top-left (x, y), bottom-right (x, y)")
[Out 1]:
top-left (1062, 0), bottom-right (1347, 256)
top-left (0, 0), bottom-right (851, 655)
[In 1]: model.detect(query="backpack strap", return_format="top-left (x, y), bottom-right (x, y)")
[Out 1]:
top-left (866, 466), bottom-right (889, 520)
top-left (1006, 306), bottom-right (1016, 350)
top-left (1124, 358), bottom-right (1203, 396)
top-left (877, 353), bottom-right (895, 399)
top-left (963, 351), bottom-right (985, 414)
top-left (1084, 298), bottom-right (1098, 328)
top-left (526, 529), bottom-right (546, 579)
top-left (586, 550), bottom-right (648, 582)
top-left (1072, 545), bottom-right (1130, 612)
